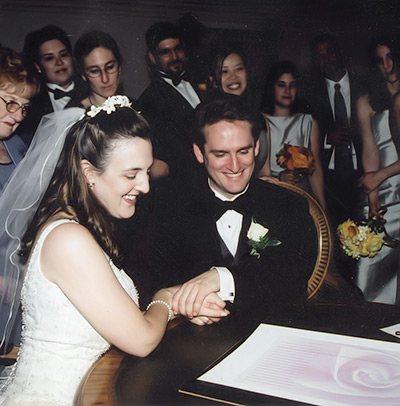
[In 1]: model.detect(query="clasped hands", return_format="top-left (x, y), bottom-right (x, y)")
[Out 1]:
top-left (172, 268), bottom-right (230, 326)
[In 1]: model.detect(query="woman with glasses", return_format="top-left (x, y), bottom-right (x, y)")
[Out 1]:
top-left (74, 31), bottom-right (124, 108)
top-left (0, 47), bottom-right (39, 191)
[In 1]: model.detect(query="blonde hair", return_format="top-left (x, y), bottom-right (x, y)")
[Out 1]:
top-left (0, 47), bottom-right (40, 98)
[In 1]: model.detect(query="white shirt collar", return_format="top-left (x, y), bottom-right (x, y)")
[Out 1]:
top-left (208, 178), bottom-right (249, 202)
top-left (159, 73), bottom-right (200, 109)
top-left (46, 82), bottom-right (75, 92)
top-left (324, 70), bottom-right (349, 92)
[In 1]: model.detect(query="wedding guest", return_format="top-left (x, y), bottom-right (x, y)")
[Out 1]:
top-left (138, 21), bottom-right (204, 181)
top-left (19, 25), bottom-right (85, 145)
top-left (0, 96), bottom-right (227, 404)
top-left (261, 61), bottom-right (326, 210)
top-left (0, 47), bottom-right (39, 360)
top-left (133, 95), bottom-right (318, 317)
top-left (303, 34), bottom-right (364, 225)
top-left (0, 47), bottom-right (39, 191)
top-left (74, 31), bottom-right (125, 108)
top-left (207, 46), bottom-right (269, 174)
top-left (208, 47), bottom-right (249, 98)
top-left (355, 35), bottom-right (400, 304)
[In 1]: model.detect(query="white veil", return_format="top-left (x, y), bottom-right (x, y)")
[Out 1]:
top-left (0, 107), bottom-right (84, 353)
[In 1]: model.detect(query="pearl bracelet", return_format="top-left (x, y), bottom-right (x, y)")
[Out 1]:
top-left (146, 300), bottom-right (173, 322)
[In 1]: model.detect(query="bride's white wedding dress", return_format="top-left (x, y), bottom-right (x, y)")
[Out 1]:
top-left (0, 219), bottom-right (139, 405)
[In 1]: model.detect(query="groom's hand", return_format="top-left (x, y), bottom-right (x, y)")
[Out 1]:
top-left (172, 268), bottom-right (225, 319)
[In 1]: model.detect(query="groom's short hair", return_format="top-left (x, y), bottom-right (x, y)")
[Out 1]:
top-left (193, 95), bottom-right (263, 152)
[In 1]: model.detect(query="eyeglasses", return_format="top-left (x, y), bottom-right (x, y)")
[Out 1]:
top-left (85, 61), bottom-right (119, 78)
top-left (0, 96), bottom-right (29, 117)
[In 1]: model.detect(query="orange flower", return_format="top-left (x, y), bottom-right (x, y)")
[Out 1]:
top-left (276, 143), bottom-right (316, 175)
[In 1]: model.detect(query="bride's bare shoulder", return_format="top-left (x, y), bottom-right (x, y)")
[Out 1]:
top-left (39, 215), bottom-right (99, 258)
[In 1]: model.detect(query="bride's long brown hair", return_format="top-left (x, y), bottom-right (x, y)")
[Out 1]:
top-left (21, 106), bottom-right (152, 267)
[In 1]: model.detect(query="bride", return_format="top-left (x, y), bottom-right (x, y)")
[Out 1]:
top-left (0, 96), bottom-right (227, 405)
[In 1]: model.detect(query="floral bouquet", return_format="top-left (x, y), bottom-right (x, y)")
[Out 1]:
top-left (276, 143), bottom-right (316, 176)
top-left (337, 209), bottom-right (398, 260)
top-left (337, 220), bottom-right (385, 259)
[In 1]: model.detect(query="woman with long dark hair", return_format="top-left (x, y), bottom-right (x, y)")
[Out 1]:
top-left (262, 61), bottom-right (326, 209)
top-left (355, 35), bottom-right (400, 304)
top-left (208, 46), bottom-right (269, 175)
top-left (0, 97), bottom-right (227, 404)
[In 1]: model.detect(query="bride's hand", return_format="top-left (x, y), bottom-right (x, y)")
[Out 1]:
top-left (151, 286), bottom-right (181, 321)
top-left (187, 293), bottom-right (230, 326)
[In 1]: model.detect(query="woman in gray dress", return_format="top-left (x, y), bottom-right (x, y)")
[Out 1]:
top-left (262, 61), bottom-right (326, 210)
top-left (356, 35), bottom-right (400, 304)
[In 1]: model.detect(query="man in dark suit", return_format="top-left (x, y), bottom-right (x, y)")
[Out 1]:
top-left (138, 22), bottom-right (203, 182)
top-left (18, 25), bottom-right (85, 146)
top-left (302, 34), bottom-right (364, 226)
top-left (136, 97), bottom-right (317, 320)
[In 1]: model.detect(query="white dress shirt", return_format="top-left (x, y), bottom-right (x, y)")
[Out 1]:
top-left (160, 75), bottom-right (200, 109)
top-left (324, 72), bottom-right (358, 170)
top-left (47, 82), bottom-right (75, 112)
top-left (209, 180), bottom-right (250, 303)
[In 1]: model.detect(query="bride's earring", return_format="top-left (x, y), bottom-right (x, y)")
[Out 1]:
top-left (88, 181), bottom-right (94, 189)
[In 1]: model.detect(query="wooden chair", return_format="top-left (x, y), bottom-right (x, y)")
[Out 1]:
top-left (0, 345), bottom-right (19, 367)
top-left (275, 181), bottom-right (336, 300)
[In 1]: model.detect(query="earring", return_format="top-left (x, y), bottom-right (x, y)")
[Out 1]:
top-left (88, 181), bottom-right (94, 189)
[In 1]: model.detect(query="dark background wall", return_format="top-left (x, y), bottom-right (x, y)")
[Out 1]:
top-left (0, 0), bottom-right (399, 98)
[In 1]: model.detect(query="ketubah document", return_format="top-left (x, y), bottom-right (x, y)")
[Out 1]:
top-left (180, 324), bottom-right (400, 406)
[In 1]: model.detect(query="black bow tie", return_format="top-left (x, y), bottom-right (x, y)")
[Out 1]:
top-left (47, 87), bottom-right (75, 100)
top-left (213, 194), bottom-right (249, 221)
top-left (160, 70), bottom-right (189, 87)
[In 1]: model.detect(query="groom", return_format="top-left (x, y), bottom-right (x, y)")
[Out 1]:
top-left (133, 96), bottom-right (317, 315)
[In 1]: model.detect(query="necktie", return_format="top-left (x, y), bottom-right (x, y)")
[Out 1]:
top-left (48, 87), bottom-right (75, 100)
top-left (334, 83), bottom-right (353, 178)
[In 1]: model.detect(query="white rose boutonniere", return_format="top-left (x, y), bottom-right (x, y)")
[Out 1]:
top-left (247, 218), bottom-right (281, 259)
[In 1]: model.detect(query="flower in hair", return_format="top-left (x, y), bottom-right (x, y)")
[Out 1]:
top-left (86, 95), bottom-right (132, 118)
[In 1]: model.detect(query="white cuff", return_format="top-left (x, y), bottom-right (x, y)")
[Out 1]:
top-left (214, 266), bottom-right (235, 303)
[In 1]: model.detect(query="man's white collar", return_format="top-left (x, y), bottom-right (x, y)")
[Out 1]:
top-left (208, 178), bottom-right (249, 202)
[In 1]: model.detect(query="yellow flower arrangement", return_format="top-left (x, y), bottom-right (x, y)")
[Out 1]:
top-left (337, 219), bottom-right (385, 260)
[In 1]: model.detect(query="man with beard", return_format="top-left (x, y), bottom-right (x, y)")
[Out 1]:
top-left (302, 34), bottom-right (364, 226)
top-left (138, 22), bottom-right (203, 182)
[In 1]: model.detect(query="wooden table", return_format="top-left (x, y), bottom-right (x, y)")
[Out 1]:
top-left (75, 302), bottom-right (400, 405)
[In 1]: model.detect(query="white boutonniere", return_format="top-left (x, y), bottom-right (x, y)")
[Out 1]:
top-left (247, 218), bottom-right (281, 259)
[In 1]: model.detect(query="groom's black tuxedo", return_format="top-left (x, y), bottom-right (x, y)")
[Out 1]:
top-left (131, 175), bottom-right (317, 313)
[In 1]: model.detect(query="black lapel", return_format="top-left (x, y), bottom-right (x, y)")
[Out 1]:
top-left (156, 77), bottom-right (196, 112)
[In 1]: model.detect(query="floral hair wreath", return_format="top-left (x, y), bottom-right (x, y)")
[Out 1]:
top-left (81, 95), bottom-right (136, 119)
